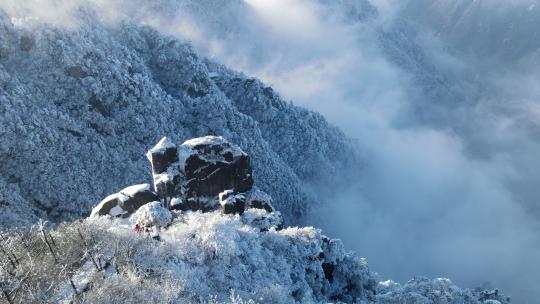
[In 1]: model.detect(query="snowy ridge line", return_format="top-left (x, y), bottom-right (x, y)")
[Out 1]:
top-left (0, 199), bottom-right (510, 303)
top-left (0, 136), bottom-right (509, 303)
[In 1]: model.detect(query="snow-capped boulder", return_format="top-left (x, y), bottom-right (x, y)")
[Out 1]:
top-left (219, 190), bottom-right (246, 215)
top-left (242, 208), bottom-right (283, 231)
top-left (147, 136), bottom-right (254, 212)
top-left (246, 189), bottom-right (274, 213)
top-left (180, 136), bottom-right (254, 198)
top-left (90, 184), bottom-right (159, 218)
top-left (118, 184), bottom-right (160, 214)
top-left (130, 201), bottom-right (172, 228)
top-left (90, 193), bottom-right (124, 217)
top-left (147, 137), bottom-right (181, 200)
top-left (147, 137), bottom-right (179, 176)
top-left (94, 137), bottom-right (256, 216)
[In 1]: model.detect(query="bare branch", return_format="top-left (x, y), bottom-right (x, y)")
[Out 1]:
top-left (38, 220), bottom-right (58, 263)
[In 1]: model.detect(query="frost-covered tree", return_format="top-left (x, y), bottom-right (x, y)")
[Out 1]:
top-left (0, 6), bottom-right (360, 226)
top-left (0, 211), bottom-right (510, 304)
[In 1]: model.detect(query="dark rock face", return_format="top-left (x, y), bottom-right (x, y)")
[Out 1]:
top-left (147, 137), bottom-right (181, 200)
top-left (170, 196), bottom-right (218, 212)
top-left (219, 192), bottom-right (246, 215)
top-left (147, 136), bottom-right (254, 212)
top-left (118, 184), bottom-right (159, 214)
top-left (246, 189), bottom-right (274, 213)
top-left (92, 136), bottom-right (267, 217)
top-left (181, 137), bottom-right (254, 198)
top-left (146, 137), bottom-right (179, 175)
top-left (154, 175), bottom-right (181, 202)
top-left (322, 263), bottom-right (335, 283)
top-left (91, 194), bottom-right (121, 217)
top-left (90, 184), bottom-right (158, 218)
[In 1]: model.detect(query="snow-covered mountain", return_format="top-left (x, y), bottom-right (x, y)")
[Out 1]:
top-left (402, 0), bottom-right (540, 69)
top-left (0, 8), bottom-right (359, 227)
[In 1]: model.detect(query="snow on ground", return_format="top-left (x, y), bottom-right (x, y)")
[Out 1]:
top-left (71, 209), bottom-right (510, 303)
top-left (119, 184), bottom-right (152, 197)
top-left (146, 137), bottom-right (176, 156)
top-left (178, 135), bottom-right (248, 169)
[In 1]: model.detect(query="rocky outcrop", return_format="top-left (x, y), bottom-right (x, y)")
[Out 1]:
top-left (178, 136), bottom-right (253, 199)
top-left (80, 136), bottom-right (508, 303)
top-left (147, 136), bottom-right (256, 213)
top-left (246, 189), bottom-right (274, 213)
top-left (218, 190), bottom-right (246, 215)
top-left (92, 136), bottom-right (278, 222)
top-left (90, 193), bottom-right (120, 217)
top-left (146, 137), bottom-right (181, 201)
top-left (147, 137), bottom-right (179, 176)
top-left (90, 184), bottom-right (159, 218)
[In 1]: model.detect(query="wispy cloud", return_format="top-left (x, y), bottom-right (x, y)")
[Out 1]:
top-left (163, 1), bottom-right (540, 301)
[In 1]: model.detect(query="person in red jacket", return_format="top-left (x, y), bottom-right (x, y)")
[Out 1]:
top-left (132, 224), bottom-right (142, 234)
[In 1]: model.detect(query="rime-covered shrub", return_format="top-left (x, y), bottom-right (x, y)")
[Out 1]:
top-left (241, 208), bottom-right (283, 231)
top-left (129, 201), bottom-right (172, 228)
top-left (0, 213), bottom-right (510, 304)
top-left (375, 277), bottom-right (511, 304)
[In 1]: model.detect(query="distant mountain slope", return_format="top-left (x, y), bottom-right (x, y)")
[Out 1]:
top-left (214, 76), bottom-right (358, 184)
top-left (402, 0), bottom-right (540, 68)
top-left (0, 10), bottom-right (359, 226)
